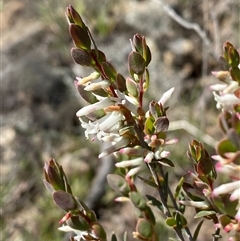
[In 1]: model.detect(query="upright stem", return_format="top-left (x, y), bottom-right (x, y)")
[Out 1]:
top-left (149, 164), bottom-right (186, 241)
top-left (212, 228), bottom-right (221, 241)
top-left (157, 165), bottom-right (194, 241)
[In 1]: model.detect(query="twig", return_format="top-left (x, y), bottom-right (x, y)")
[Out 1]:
top-left (168, 120), bottom-right (218, 148)
top-left (151, 0), bottom-right (219, 61)
top-left (157, 164), bottom-right (194, 241)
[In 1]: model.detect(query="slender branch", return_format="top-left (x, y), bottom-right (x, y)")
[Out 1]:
top-left (151, 0), bottom-right (219, 61)
top-left (157, 165), bottom-right (194, 241)
top-left (168, 120), bottom-right (218, 147)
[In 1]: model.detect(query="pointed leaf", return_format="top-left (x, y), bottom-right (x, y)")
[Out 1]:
top-left (91, 223), bottom-right (107, 240)
top-left (194, 210), bottom-right (216, 219)
top-left (111, 233), bottom-right (118, 241)
top-left (144, 117), bottom-right (155, 135)
top-left (116, 73), bottom-right (127, 92)
top-left (138, 176), bottom-right (158, 188)
top-left (102, 62), bottom-right (117, 82)
top-left (67, 215), bottom-right (90, 231)
top-left (174, 177), bottom-right (184, 199)
top-left (69, 24), bottom-right (91, 50)
top-left (146, 195), bottom-right (163, 212)
top-left (158, 158), bottom-right (174, 167)
top-left (193, 220), bottom-right (204, 241)
top-left (230, 67), bottom-right (240, 83)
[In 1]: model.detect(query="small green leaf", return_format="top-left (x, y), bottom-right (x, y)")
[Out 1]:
top-left (144, 206), bottom-right (156, 224)
top-left (146, 195), bottom-right (163, 212)
top-left (67, 5), bottom-right (85, 27)
top-left (143, 68), bottom-right (150, 91)
top-left (228, 45), bottom-right (240, 67)
top-left (91, 223), bottom-right (107, 240)
top-left (230, 66), bottom-right (240, 83)
top-left (128, 51), bottom-right (146, 75)
top-left (67, 215), bottom-right (90, 231)
top-left (174, 211), bottom-right (188, 228)
top-left (165, 217), bottom-right (177, 227)
top-left (174, 177), bottom-right (184, 199)
top-left (194, 210), bottom-right (216, 219)
top-left (129, 191), bottom-right (147, 210)
top-left (136, 218), bottom-right (153, 239)
top-left (126, 77), bottom-right (139, 97)
top-left (143, 42), bottom-right (152, 67)
top-left (144, 117), bottom-right (155, 135)
top-left (69, 24), bottom-right (91, 50)
top-left (217, 138), bottom-right (238, 157)
top-left (102, 62), bottom-right (117, 82)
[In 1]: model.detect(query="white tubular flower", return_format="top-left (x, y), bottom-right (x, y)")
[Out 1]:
top-left (210, 83), bottom-right (228, 91)
top-left (115, 90), bottom-right (139, 116)
top-left (213, 181), bottom-right (240, 222)
top-left (101, 133), bottom-right (122, 142)
top-left (215, 162), bottom-right (240, 180)
top-left (144, 151), bottom-right (154, 163)
top-left (84, 80), bottom-right (110, 91)
top-left (154, 150), bottom-right (170, 159)
top-left (76, 98), bottom-right (113, 117)
top-left (98, 111), bottom-right (123, 133)
top-left (76, 72), bottom-right (100, 85)
top-left (126, 163), bottom-right (146, 177)
top-left (59, 225), bottom-right (98, 241)
top-left (213, 92), bottom-right (240, 110)
top-left (213, 181), bottom-right (240, 196)
top-left (118, 147), bottom-right (145, 156)
top-left (80, 111), bottom-right (123, 140)
top-left (210, 75), bottom-right (239, 111)
top-left (115, 157), bottom-right (143, 168)
top-left (158, 87), bottom-right (175, 106)
top-left (99, 137), bottom-right (130, 158)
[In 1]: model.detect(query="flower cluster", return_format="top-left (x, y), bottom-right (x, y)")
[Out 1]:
top-left (66, 5), bottom-right (176, 177)
top-left (44, 5), bottom-right (240, 241)
top-left (210, 42), bottom-right (240, 111)
top-left (210, 42), bottom-right (240, 238)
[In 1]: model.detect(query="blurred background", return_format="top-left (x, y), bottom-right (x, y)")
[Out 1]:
top-left (1, 0), bottom-right (240, 240)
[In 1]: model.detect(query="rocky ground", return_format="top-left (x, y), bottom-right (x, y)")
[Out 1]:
top-left (1, 0), bottom-right (239, 240)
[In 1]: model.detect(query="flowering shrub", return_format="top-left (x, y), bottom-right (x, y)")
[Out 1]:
top-left (44, 5), bottom-right (240, 241)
